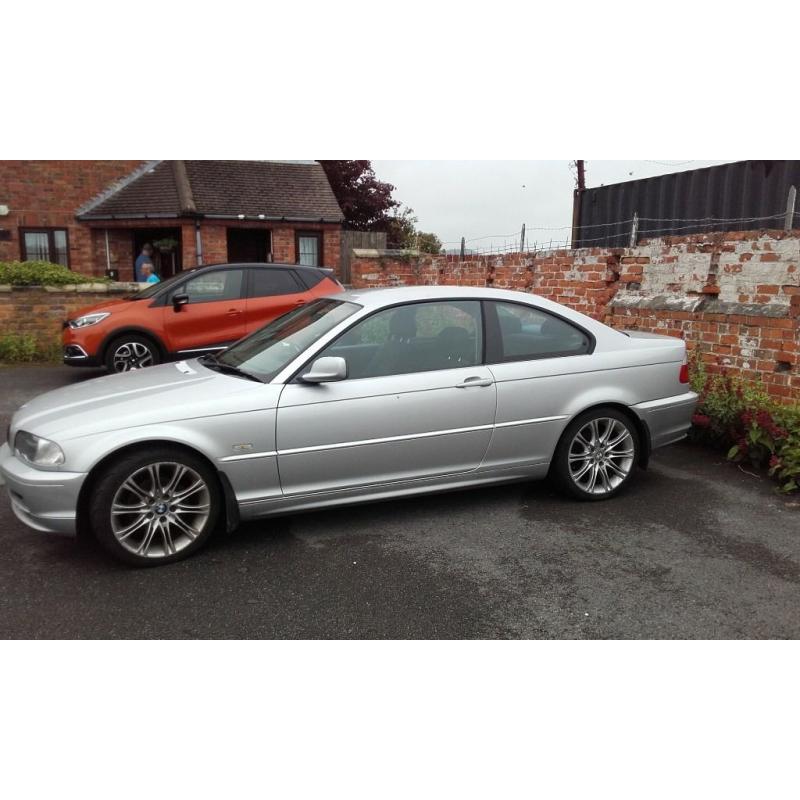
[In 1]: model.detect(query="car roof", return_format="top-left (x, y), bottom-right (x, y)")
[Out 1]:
top-left (337, 284), bottom-right (557, 309)
top-left (190, 262), bottom-right (306, 272)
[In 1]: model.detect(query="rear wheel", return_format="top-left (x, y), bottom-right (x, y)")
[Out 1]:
top-left (551, 408), bottom-right (639, 501)
top-left (104, 334), bottom-right (161, 373)
top-left (89, 447), bottom-right (221, 566)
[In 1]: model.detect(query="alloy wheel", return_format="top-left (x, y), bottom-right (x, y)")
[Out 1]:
top-left (567, 417), bottom-right (635, 496)
top-left (112, 341), bottom-right (154, 372)
top-left (110, 462), bottom-right (211, 559)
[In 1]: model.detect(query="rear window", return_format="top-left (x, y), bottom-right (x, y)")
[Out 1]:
top-left (489, 301), bottom-right (592, 362)
top-left (250, 269), bottom-right (303, 297)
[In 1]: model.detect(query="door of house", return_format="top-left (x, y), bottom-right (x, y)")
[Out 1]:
top-left (227, 228), bottom-right (271, 263)
top-left (132, 228), bottom-right (182, 279)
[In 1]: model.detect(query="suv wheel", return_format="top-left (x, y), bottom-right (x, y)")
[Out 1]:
top-left (105, 334), bottom-right (161, 373)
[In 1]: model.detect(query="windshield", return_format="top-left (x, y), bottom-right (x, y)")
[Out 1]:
top-left (125, 271), bottom-right (188, 300)
top-left (214, 298), bottom-right (360, 382)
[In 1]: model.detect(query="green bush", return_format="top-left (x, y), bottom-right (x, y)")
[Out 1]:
top-left (0, 260), bottom-right (109, 286)
top-left (0, 333), bottom-right (61, 363)
top-left (690, 356), bottom-right (800, 493)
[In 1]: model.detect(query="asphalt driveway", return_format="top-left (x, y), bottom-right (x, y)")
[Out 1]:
top-left (1, 364), bottom-right (798, 639)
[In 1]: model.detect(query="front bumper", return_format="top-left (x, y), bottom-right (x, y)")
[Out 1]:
top-left (63, 344), bottom-right (101, 367)
top-left (632, 391), bottom-right (699, 450)
top-left (0, 442), bottom-right (86, 536)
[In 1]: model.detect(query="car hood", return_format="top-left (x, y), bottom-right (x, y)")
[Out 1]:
top-left (10, 360), bottom-right (279, 441)
top-left (67, 296), bottom-right (133, 320)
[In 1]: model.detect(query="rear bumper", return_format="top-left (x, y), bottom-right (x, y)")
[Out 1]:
top-left (0, 443), bottom-right (85, 536)
top-left (632, 391), bottom-right (698, 450)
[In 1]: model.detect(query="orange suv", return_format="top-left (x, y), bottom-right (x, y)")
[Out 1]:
top-left (63, 262), bottom-right (343, 373)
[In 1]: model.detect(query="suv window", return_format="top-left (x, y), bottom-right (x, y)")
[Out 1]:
top-left (489, 301), bottom-right (591, 362)
top-left (174, 269), bottom-right (244, 304)
top-left (250, 268), bottom-right (303, 297)
top-left (320, 300), bottom-right (482, 379)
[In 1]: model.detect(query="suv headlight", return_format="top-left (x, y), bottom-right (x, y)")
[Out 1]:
top-left (68, 312), bottom-right (110, 329)
top-left (14, 431), bottom-right (65, 467)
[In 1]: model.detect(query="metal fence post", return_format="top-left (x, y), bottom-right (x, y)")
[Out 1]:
top-left (520, 224), bottom-right (526, 253)
top-left (460, 237), bottom-right (465, 261)
top-left (629, 212), bottom-right (639, 247)
top-left (785, 186), bottom-right (797, 231)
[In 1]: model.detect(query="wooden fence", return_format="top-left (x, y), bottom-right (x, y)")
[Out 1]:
top-left (339, 230), bottom-right (387, 284)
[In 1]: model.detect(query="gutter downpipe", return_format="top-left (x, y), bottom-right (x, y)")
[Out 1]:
top-left (195, 220), bottom-right (203, 266)
top-left (104, 229), bottom-right (111, 274)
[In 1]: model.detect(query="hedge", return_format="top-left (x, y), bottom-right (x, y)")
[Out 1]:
top-left (0, 260), bottom-right (109, 286)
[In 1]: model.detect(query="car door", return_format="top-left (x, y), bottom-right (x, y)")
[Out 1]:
top-left (480, 300), bottom-right (594, 469)
top-left (276, 300), bottom-right (496, 496)
top-left (244, 267), bottom-right (310, 334)
top-left (164, 268), bottom-right (247, 355)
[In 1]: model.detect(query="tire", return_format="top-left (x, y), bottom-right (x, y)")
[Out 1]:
top-left (89, 446), bottom-right (221, 567)
top-left (551, 407), bottom-right (640, 501)
top-left (104, 334), bottom-right (161, 373)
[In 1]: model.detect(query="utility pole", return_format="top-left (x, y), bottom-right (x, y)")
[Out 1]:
top-left (571, 160), bottom-right (586, 248)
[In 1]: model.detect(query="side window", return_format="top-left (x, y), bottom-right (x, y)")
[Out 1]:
top-left (174, 269), bottom-right (244, 304)
top-left (250, 269), bottom-right (303, 297)
top-left (320, 301), bottom-right (483, 379)
top-left (490, 301), bottom-right (591, 361)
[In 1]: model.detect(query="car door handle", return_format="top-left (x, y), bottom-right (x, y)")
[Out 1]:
top-left (455, 377), bottom-right (494, 388)
top-left (226, 308), bottom-right (242, 316)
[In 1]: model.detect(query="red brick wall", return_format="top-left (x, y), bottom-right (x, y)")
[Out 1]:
top-left (0, 284), bottom-right (137, 352)
top-left (0, 160), bottom-right (145, 273)
top-left (351, 250), bottom-right (619, 319)
top-left (350, 231), bottom-right (800, 401)
top-left (609, 306), bottom-right (799, 400)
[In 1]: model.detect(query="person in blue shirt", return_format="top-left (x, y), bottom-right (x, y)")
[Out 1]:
top-left (134, 243), bottom-right (154, 281)
top-left (141, 262), bottom-right (160, 284)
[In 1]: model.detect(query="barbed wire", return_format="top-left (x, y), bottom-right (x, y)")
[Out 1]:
top-left (435, 209), bottom-right (798, 254)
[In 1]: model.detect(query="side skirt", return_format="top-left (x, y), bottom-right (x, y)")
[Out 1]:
top-left (237, 461), bottom-right (550, 522)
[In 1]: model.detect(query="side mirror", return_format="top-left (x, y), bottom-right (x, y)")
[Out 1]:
top-left (301, 356), bottom-right (347, 384)
top-left (172, 293), bottom-right (189, 312)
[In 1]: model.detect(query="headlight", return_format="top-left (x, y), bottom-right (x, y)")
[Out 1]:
top-left (68, 312), bottom-right (110, 329)
top-left (14, 431), bottom-right (65, 467)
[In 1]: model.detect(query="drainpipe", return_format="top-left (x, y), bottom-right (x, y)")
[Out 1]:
top-left (104, 229), bottom-right (111, 274)
top-left (195, 220), bottom-right (203, 266)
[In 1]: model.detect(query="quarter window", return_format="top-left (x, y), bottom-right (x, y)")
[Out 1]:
top-left (249, 269), bottom-right (303, 297)
top-left (20, 228), bottom-right (69, 266)
top-left (489, 301), bottom-right (591, 362)
top-left (320, 300), bottom-right (482, 379)
top-left (174, 269), bottom-right (245, 304)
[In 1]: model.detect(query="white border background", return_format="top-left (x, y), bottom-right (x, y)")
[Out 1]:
top-left (3, 1), bottom-right (799, 797)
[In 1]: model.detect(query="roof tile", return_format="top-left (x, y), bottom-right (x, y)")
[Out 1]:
top-left (78, 160), bottom-right (343, 222)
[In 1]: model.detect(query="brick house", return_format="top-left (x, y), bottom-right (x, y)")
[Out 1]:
top-left (0, 160), bottom-right (344, 280)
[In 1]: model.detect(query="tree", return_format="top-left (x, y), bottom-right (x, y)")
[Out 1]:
top-left (415, 231), bottom-right (443, 255)
top-left (385, 205), bottom-right (418, 249)
top-left (320, 161), bottom-right (443, 253)
top-left (385, 206), bottom-right (443, 254)
top-left (318, 160), bottom-right (398, 230)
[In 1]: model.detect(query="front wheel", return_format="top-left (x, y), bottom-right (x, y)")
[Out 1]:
top-left (89, 447), bottom-right (221, 566)
top-left (551, 408), bottom-right (639, 501)
top-left (105, 334), bottom-right (161, 373)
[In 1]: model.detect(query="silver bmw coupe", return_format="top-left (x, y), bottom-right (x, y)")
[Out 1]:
top-left (1, 286), bottom-right (697, 566)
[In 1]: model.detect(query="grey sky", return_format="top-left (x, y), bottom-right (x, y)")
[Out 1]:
top-left (371, 160), bottom-right (731, 250)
